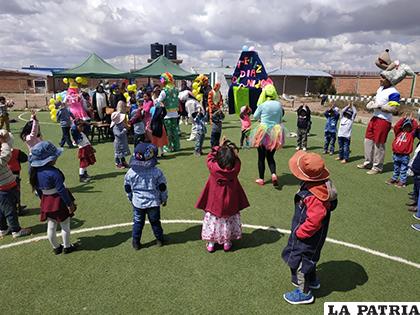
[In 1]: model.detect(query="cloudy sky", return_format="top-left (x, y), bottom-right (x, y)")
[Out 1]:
top-left (1, 0), bottom-right (419, 72)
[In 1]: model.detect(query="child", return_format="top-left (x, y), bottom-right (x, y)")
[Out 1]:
top-left (7, 135), bottom-right (28, 214)
top-left (386, 114), bottom-right (418, 188)
top-left (282, 151), bottom-right (338, 304)
top-left (336, 104), bottom-right (357, 163)
top-left (20, 111), bottom-right (42, 152)
top-left (111, 111), bottom-right (130, 168)
top-left (29, 141), bottom-right (77, 254)
top-left (57, 102), bottom-right (75, 148)
top-left (0, 96), bottom-right (14, 131)
top-left (128, 92), bottom-right (138, 118)
top-left (323, 106), bottom-right (340, 155)
top-left (239, 105), bottom-right (251, 148)
top-left (71, 119), bottom-right (96, 182)
top-left (195, 139), bottom-right (249, 252)
top-left (192, 107), bottom-right (206, 156)
top-left (129, 105), bottom-right (146, 147)
top-left (296, 104), bottom-right (311, 151)
top-left (0, 131), bottom-right (31, 239)
top-left (142, 92), bottom-right (154, 139)
top-left (150, 103), bottom-right (169, 157)
top-left (210, 109), bottom-right (224, 147)
top-left (124, 143), bottom-right (168, 250)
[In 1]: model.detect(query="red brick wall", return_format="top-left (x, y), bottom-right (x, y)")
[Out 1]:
top-left (333, 74), bottom-right (420, 98)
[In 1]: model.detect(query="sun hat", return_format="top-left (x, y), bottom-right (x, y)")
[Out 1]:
top-left (29, 141), bottom-right (63, 167)
top-left (129, 143), bottom-right (158, 168)
top-left (289, 151), bottom-right (330, 182)
top-left (110, 112), bottom-right (125, 128)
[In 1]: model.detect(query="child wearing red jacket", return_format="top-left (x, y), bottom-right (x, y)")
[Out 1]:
top-left (196, 139), bottom-right (249, 252)
top-left (386, 115), bottom-right (418, 188)
top-left (282, 151), bottom-right (338, 305)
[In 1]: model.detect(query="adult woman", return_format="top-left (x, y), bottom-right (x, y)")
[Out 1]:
top-left (250, 85), bottom-right (285, 186)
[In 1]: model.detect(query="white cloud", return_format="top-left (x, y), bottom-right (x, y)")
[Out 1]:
top-left (0, 0), bottom-right (419, 72)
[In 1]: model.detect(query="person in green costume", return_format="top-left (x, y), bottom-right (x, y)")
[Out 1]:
top-left (157, 72), bottom-right (180, 152)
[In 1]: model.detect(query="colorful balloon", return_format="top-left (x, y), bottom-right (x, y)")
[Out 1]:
top-left (56, 95), bottom-right (62, 102)
top-left (48, 104), bottom-right (55, 111)
top-left (196, 94), bottom-right (203, 102)
top-left (63, 78), bottom-right (68, 84)
top-left (75, 77), bottom-right (83, 84)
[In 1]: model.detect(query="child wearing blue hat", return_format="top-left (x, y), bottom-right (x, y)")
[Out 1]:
top-left (386, 114), bottom-right (418, 188)
top-left (323, 106), bottom-right (340, 155)
top-left (29, 141), bottom-right (78, 254)
top-left (124, 143), bottom-right (168, 250)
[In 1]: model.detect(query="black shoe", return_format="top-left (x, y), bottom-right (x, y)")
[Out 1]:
top-left (156, 239), bottom-right (164, 247)
top-left (17, 205), bottom-right (27, 216)
top-left (63, 243), bottom-right (79, 254)
top-left (84, 172), bottom-right (91, 179)
top-left (406, 201), bottom-right (417, 207)
top-left (409, 192), bottom-right (415, 196)
top-left (132, 239), bottom-right (141, 250)
top-left (53, 244), bottom-right (63, 255)
top-left (79, 175), bottom-right (90, 183)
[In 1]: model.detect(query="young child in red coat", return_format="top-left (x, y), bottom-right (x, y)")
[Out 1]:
top-left (386, 114), bottom-right (418, 188)
top-left (196, 138), bottom-right (249, 252)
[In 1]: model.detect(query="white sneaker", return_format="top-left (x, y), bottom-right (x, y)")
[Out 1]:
top-left (302, 147), bottom-right (307, 151)
top-left (12, 228), bottom-right (31, 239)
top-left (296, 146), bottom-right (300, 151)
top-left (0, 228), bottom-right (10, 237)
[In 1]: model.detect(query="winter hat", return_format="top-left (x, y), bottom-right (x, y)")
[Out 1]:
top-left (375, 49), bottom-right (392, 70)
top-left (110, 112), bottom-right (125, 128)
top-left (29, 141), bottom-right (63, 167)
top-left (289, 151), bottom-right (330, 182)
top-left (129, 143), bottom-right (158, 169)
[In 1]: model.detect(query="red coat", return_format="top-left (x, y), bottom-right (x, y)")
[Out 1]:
top-left (195, 148), bottom-right (249, 217)
top-left (392, 118), bottom-right (418, 155)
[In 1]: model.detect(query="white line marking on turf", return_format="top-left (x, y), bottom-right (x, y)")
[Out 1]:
top-left (18, 112), bottom-right (57, 125)
top-left (1, 219), bottom-right (420, 269)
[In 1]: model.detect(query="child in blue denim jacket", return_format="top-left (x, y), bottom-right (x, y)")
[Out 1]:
top-left (124, 143), bottom-right (168, 250)
top-left (323, 106), bottom-right (340, 155)
top-left (192, 107), bottom-right (207, 156)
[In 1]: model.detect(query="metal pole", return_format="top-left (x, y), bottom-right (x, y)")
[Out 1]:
top-left (280, 50), bottom-right (283, 69)
top-left (305, 76), bottom-right (309, 95)
top-left (282, 75), bottom-right (287, 95)
top-left (410, 74), bottom-right (417, 98)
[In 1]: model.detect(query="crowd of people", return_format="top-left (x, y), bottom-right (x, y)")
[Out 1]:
top-left (0, 66), bottom-right (418, 305)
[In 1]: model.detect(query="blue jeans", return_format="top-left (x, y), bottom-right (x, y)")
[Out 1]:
top-left (210, 122), bottom-right (222, 147)
top-left (195, 131), bottom-right (205, 153)
top-left (59, 127), bottom-right (73, 147)
top-left (132, 206), bottom-right (163, 242)
top-left (324, 131), bottom-right (336, 153)
top-left (338, 137), bottom-right (351, 160)
top-left (0, 188), bottom-right (21, 232)
top-left (392, 153), bottom-right (410, 184)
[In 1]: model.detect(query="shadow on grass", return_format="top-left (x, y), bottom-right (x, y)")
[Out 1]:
top-left (69, 184), bottom-right (102, 194)
top-left (91, 171), bottom-right (126, 180)
top-left (19, 207), bottom-right (40, 217)
top-left (161, 151), bottom-right (195, 159)
top-left (78, 231), bottom-right (132, 251)
top-left (382, 162), bottom-right (394, 174)
top-left (29, 217), bottom-right (85, 236)
top-left (313, 260), bottom-right (368, 298)
top-left (347, 155), bottom-right (364, 163)
top-left (232, 228), bottom-right (283, 251)
top-left (275, 173), bottom-right (299, 190)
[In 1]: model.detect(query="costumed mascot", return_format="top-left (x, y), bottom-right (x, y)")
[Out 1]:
top-left (63, 78), bottom-right (90, 121)
top-left (357, 49), bottom-right (415, 174)
top-left (157, 72), bottom-right (180, 152)
top-left (178, 90), bottom-right (203, 141)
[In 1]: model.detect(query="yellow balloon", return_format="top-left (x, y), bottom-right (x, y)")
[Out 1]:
top-left (75, 77), bottom-right (83, 84)
top-left (192, 89), bottom-right (198, 96)
top-left (192, 82), bottom-right (199, 90)
top-left (56, 95), bottom-right (62, 101)
top-left (51, 108), bottom-right (57, 114)
top-left (50, 114), bottom-right (56, 121)
top-left (49, 98), bottom-right (55, 104)
top-left (63, 78), bottom-right (68, 84)
top-left (196, 94), bottom-right (203, 102)
top-left (48, 104), bottom-right (55, 111)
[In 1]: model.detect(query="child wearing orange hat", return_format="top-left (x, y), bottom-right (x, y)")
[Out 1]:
top-left (282, 151), bottom-right (338, 305)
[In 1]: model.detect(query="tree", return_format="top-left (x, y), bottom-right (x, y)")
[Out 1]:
top-left (314, 77), bottom-right (334, 95)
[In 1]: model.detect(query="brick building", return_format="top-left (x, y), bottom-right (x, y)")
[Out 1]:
top-left (331, 70), bottom-right (420, 98)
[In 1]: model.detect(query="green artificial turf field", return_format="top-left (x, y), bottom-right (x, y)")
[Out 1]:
top-left (1, 110), bottom-right (419, 314)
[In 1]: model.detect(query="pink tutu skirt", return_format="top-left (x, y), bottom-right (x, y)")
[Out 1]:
top-left (201, 212), bottom-right (242, 244)
top-left (250, 123), bottom-right (285, 151)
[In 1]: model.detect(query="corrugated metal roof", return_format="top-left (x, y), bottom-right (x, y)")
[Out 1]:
top-left (268, 68), bottom-right (332, 78)
top-left (0, 67), bottom-right (51, 77)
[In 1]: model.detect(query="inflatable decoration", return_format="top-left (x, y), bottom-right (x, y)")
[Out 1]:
top-left (228, 48), bottom-right (269, 114)
top-left (62, 77), bottom-right (90, 120)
